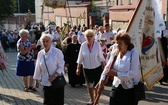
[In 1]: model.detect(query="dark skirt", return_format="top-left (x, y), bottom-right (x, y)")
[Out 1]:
top-left (43, 86), bottom-right (64, 105)
top-left (68, 64), bottom-right (85, 86)
top-left (83, 65), bottom-right (102, 88)
top-left (16, 60), bottom-right (35, 76)
top-left (110, 85), bottom-right (137, 105)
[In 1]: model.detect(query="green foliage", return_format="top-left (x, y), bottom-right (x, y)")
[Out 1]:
top-left (91, 0), bottom-right (97, 11)
top-left (0, 0), bottom-right (16, 21)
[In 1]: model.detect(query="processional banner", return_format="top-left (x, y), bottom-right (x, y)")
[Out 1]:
top-left (126, 0), bottom-right (165, 89)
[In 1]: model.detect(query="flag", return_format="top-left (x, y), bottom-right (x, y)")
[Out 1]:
top-left (43, 0), bottom-right (66, 8)
top-left (153, 0), bottom-right (165, 37)
top-left (126, 0), bottom-right (165, 90)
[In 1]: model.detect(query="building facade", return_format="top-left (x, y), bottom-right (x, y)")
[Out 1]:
top-left (35, 0), bottom-right (112, 28)
top-left (35, 0), bottom-right (168, 29)
top-left (3, 13), bottom-right (35, 31)
top-left (109, 0), bottom-right (168, 30)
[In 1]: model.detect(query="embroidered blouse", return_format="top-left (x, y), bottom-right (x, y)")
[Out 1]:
top-left (17, 39), bottom-right (34, 61)
top-left (100, 49), bottom-right (140, 89)
top-left (77, 40), bottom-right (105, 69)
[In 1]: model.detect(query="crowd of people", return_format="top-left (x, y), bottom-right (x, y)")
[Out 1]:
top-left (0, 22), bottom-right (167, 105)
top-left (0, 23), bottom-right (146, 105)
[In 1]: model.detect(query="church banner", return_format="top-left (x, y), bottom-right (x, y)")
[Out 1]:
top-left (145, 38), bottom-right (164, 89)
top-left (126, 0), bottom-right (165, 89)
top-left (44, 0), bottom-right (66, 8)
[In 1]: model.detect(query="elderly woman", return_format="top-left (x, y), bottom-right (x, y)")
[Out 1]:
top-left (98, 33), bottom-right (140, 105)
top-left (76, 29), bottom-right (106, 105)
top-left (33, 34), bottom-right (65, 105)
top-left (16, 29), bottom-right (36, 92)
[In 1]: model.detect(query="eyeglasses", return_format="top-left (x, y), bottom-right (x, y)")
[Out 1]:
top-left (42, 40), bottom-right (50, 43)
top-left (86, 35), bottom-right (93, 38)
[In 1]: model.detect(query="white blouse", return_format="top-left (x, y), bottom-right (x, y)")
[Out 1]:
top-left (100, 31), bottom-right (114, 45)
top-left (77, 33), bottom-right (86, 44)
top-left (100, 49), bottom-right (140, 89)
top-left (33, 46), bottom-right (65, 86)
top-left (77, 41), bottom-right (105, 69)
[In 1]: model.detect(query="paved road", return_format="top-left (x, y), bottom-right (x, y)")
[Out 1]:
top-left (0, 51), bottom-right (168, 105)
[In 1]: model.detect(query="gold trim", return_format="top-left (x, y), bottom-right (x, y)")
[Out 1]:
top-left (145, 74), bottom-right (164, 90)
top-left (143, 65), bottom-right (157, 79)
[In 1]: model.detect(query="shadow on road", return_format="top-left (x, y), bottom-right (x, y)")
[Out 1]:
top-left (145, 85), bottom-right (168, 103)
top-left (0, 93), bottom-right (43, 105)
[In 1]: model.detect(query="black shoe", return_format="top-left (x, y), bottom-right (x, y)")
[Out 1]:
top-left (24, 87), bottom-right (29, 92)
top-left (29, 87), bottom-right (37, 92)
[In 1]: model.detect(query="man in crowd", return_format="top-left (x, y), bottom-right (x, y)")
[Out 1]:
top-left (95, 26), bottom-right (104, 41)
top-left (78, 26), bottom-right (87, 44)
top-left (53, 26), bottom-right (61, 49)
top-left (100, 23), bottom-right (114, 48)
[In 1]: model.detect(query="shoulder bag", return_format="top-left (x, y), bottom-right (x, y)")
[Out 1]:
top-left (43, 55), bottom-right (66, 88)
top-left (130, 50), bottom-right (146, 102)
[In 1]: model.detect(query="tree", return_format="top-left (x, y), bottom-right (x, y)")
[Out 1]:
top-left (15, 0), bottom-right (35, 13)
top-left (0, 0), bottom-right (16, 21)
top-left (91, 0), bottom-right (98, 12)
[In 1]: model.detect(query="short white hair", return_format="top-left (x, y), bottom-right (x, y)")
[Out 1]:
top-left (19, 29), bottom-right (29, 37)
top-left (40, 33), bottom-right (53, 44)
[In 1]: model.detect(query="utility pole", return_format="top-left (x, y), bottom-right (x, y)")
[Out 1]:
top-left (18, 0), bottom-right (21, 29)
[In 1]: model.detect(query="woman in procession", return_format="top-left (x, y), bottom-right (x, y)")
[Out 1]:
top-left (98, 33), bottom-right (140, 105)
top-left (33, 33), bottom-right (65, 105)
top-left (65, 35), bottom-right (85, 87)
top-left (76, 29), bottom-right (106, 105)
top-left (16, 29), bottom-right (36, 92)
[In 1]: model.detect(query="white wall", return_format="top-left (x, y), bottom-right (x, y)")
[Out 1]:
top-left (35, 0), bottom-right (43, 23)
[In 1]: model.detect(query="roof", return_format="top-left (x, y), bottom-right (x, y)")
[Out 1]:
top-left (67, 2), bottom-right (91, 7)
top-left (109, 5), bottom-right (137, 10)
top-left (109, 11), bottom-right (134, 21)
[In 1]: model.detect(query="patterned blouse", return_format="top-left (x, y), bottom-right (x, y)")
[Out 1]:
top-left (17, 39), bottom-right (34, 61)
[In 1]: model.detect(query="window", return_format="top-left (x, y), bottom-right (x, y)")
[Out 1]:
top-left (120, 0), bottom-right (124, 5)
top-left (129, 0), bottom-right (132, 4)
top-left (116, 0), bottom-right (119, 5)
top-left (106, 0), bottom-right (112, 6)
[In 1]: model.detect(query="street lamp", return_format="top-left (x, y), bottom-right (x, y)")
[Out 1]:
top-left (83, 11), bottom-right (86, 18)
top-left (83, 11), bottom-right (86, 24)
top-left (78, 11), bottom-right (86, 25)
top-left (78, 14), bottom-right (82, 25)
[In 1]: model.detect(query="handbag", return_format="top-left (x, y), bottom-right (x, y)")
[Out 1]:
top-left (134, 81), bottom-right (146, 102)
top-left (43, 55), bottom-right (66, 88)
top-left (130, 50), bottom-right (146, 102)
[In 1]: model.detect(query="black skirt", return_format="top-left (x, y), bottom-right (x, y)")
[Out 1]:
top-left (43, 86), bottom-right (64, 105)
top-left (83, 65), bottom-right (102, 88)
top-left (109, 85), bottom-right (137, 105)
